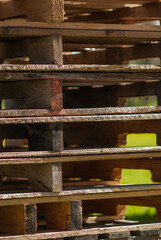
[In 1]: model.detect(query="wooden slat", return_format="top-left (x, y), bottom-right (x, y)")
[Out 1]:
top-left (0, 185), bottom-right (161, 206)
top-left (0, 64), bottom-right (160, 72)
top-left (0, 21), bottom-right (161, 44)
top-left (1, 71), bottom-right (161, 85)
top-left (0, 106), bottom-right (160, 117)
top-left (0, 113), bottom-right (161, 124)
top-left (0, 147), bottom-right (161, 164)
top-left (0, 222), bottom-right (160, 239)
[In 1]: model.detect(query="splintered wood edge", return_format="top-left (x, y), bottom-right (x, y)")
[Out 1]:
top-left (0, 222), bottom-right (161, 239)
top-left (0, 64), bottom-right (160, 72)
top-left (0, 146), bottom-right (161, 161)
top-left (0, 185), bottom-right (161, 207)
top-left (1, 113), bottom-right (161, 124)
top-left (0, 106), bottom-right (161, 118)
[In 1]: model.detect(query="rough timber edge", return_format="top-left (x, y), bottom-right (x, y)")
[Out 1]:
top-left (1, 184), bottom-right (161, 205)
top-left (0, 222), bottom-right (161, 240)
top-left (0, 64), bottom-right (161, 72)
top-left (0, 147), bottom-right (161, 165)
top-left (0, 106), bottom-right (161, 118)
top-left (2, 113), bottom-right (161, 124)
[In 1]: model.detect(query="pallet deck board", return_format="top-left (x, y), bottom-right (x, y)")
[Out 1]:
top-left (0, 146), bottom-right (161, 164)
top-left (0, 21), bottom-right (161, 43)
top-left (0, 64), bottom-right (160, 72)
top-left (0, 106), bottom-right (160, 117)
top-left (0, 113), bottom-right (161, 124)
top-left (0, 184), bottom-right (161, 206)
top-left (0, 222), bottom-right (161, 239)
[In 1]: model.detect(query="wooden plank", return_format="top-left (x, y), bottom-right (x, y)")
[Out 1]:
top-left (0, 64), bottom-right (160, 72)
top-left (0, 0), bottom-right (64, 23)
top-left (0, 22), bottom-right (161, 44)
top-left (0, 113), bottom-right (161, 124)
top-left (0, 185), bottom-right (161, 206)
top-left (0, 222), bottom-right (160, 239)
top-left (0, 106), bottom-right (160, 117)
top-left (1, 147), bottom-right (161, 165)
top-left (66, 2), bottom-right (161, 24)
top-left (1, 71), bottom-right (161, 85)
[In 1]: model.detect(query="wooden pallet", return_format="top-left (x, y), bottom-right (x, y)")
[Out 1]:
top-left (0, 21), bottom-right (160, 64)
top-left (0, 187), bottom-right (161, 237)
top-left (0, 65), bottom-right (161, 191)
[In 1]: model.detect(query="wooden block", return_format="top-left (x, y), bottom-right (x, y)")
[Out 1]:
top-left (0, 163), bottom-right (62, 192)
top-left (37, 200), bottom-right (82, 231)
top-left (0, 0), bottom-right (64, 22)
top-left (68, 235), bottom-right (98, 240)
top-left (28, 36), bottom-right (63, 65)
top-left (71, 201), bottom-right (82, 230)
top-left (0, 204), bottom-right (36, 235)
top-left (131, 229), bottom-right (160, 239)
top-left (50, 79), bottom-right (63, 112)
top-left (100, 232), bottom-right (130, 239)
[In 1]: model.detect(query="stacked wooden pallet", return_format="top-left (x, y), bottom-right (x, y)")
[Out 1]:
top-left (0, 0), bottom-right (161, 240)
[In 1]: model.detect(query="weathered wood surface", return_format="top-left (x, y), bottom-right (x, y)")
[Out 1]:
top-left (0, 113), bottom-right (161, 124)
top-left (1, 71), bottom-right (161, 85)
top-left (0, 0), bottom-right (64, 23)
top-left (0, 222), bottom-right (161, 239)
top-left (0, 64), bottom-right (160, 72)
top-left (0, 65), bottom-right (161, 84)
top-left (0, 146), bottom-right (161, 165)
top-left (0, 107), bottom-right (160, 117)
top-left (0, 184), bottom-right (161, 206)
top-left (0, 22), bottom-right (161, 44)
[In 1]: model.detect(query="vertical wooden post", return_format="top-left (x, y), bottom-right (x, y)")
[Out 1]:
top-left (0, 204), bottom-right (37, 235)
top-left (50, 78), bottom-right (64, 151)
top-left (28, 35), bottom-right (63, 65)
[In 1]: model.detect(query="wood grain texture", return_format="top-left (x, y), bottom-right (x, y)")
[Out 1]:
top-left (0, 222), bottom-right (160, 239)
top-left (0, 0), bottom-right (64, 23)
top-left (0, 185), bottom-right (161, 206)
top-left (0, 164), bottom-right (62, 192)
top-left (0, 22), bottom-right (160, 44)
